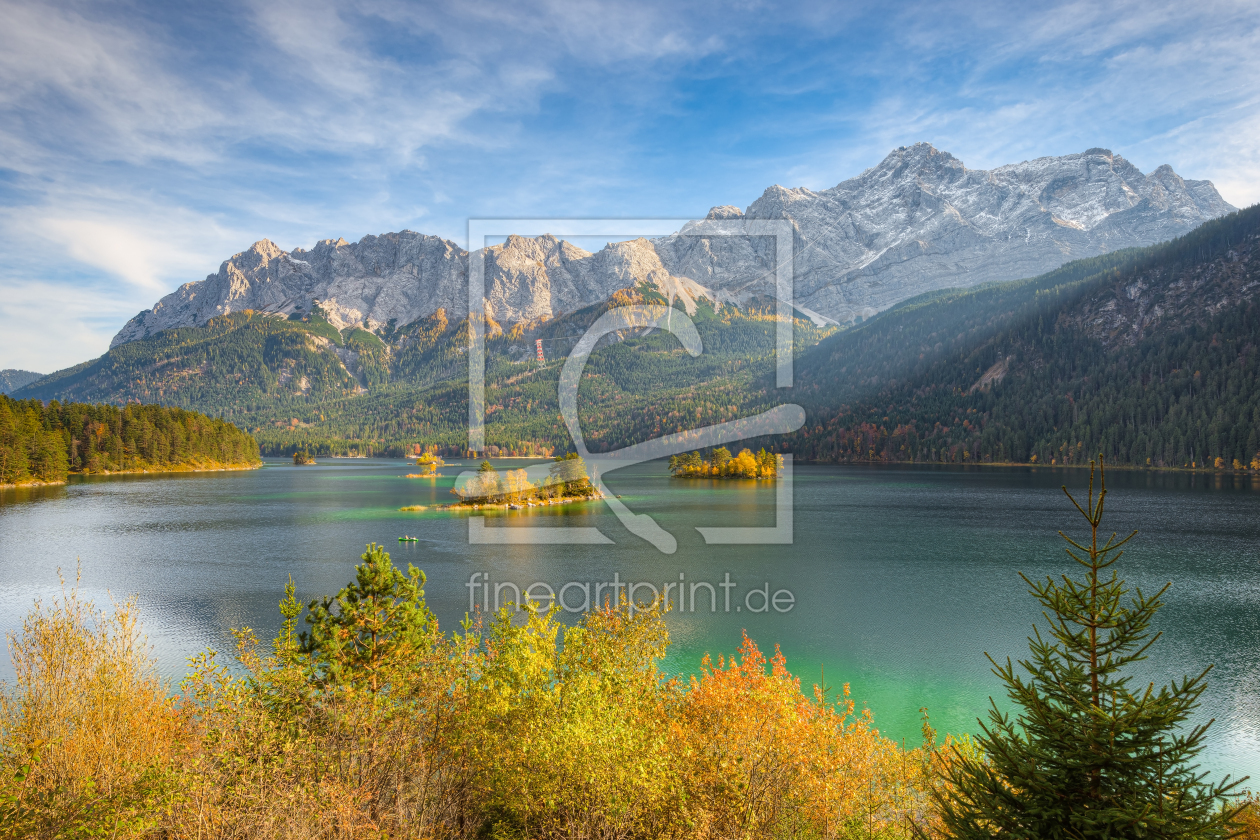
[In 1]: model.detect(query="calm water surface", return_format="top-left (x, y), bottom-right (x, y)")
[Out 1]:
top-left (2, 459), bottom-right (1258, 780)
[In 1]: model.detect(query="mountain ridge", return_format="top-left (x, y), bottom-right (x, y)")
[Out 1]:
top-left (110, 143), bottom-right (1233, 349)
top-left (0, 370), bottom-right (44, 395)
top-left (783, 203), bottom-right (1260, 468)
top-left (15, 205), bottom-right (1259, 469)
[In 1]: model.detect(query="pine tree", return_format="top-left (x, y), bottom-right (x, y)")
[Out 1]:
top-left (930, 458), bottom-right (1245, 838)
top-left (549, 451), bottom-right (589, 489)
top-left (299, 543), bottom-right (435, 696)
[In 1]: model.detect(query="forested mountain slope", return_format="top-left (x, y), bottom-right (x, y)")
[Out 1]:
top-left (18, 307), bottom-right (462, 410)
top-left (16, 290), bottom-right (836, 458)
top-left (0, 370), bottom-right (43, 394)
top-left (16, 208), bottom-right (1259, 469)
top-left (785, 204), bottom-right (1260, 468)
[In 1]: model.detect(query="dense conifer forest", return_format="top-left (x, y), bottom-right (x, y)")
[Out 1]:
top-left (0, 369), bottom-right (44, 394)
top-left (784, 203), bottom-right (1260, 469)
top-left (0, 395), bottom-right (260, 486)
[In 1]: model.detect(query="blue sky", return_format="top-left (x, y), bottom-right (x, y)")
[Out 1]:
top-left (2, 0), bottom-right (1258, 372)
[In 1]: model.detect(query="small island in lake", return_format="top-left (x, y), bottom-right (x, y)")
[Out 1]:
top-left (406, 452), bottom-right (445, 477)
top-left (450, 453), bottom-right (602, 509)
top-left (400, 453), bottom-right (602, 512)
top-left (669, 447), bottom-right (783, 480)
top-left (293, 449), bottom-right (316, 465)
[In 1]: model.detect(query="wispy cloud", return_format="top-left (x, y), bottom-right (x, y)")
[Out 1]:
top-left (0, 0), bottom-right (1258, 372)
top-left (0, 0), bottom-right (226, 171)
top-left (0, 278), bottom-right (143, 374)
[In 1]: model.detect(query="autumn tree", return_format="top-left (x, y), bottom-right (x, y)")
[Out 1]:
top-left (710, 446), bottom-right (732, 473)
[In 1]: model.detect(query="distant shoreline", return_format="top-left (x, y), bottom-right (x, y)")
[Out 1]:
top-left (820, 459), bottom-right (1259, 476)
top-left (0, 461), bottom-right (261, 490)
top-left (672, 475), bottom-right (778, 481)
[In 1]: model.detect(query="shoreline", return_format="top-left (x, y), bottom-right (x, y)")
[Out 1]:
top-left (0, 461), bottom-right (262, 490)
top-left (672, 475), bottom-right (778, 481)
top-left (814, 459), bottom-right (1259, 476)
top-left (401, 493), bottom-right (603, 513)
top-left (0, 478), bottom-right (67, 490)
top-left (255, 452), bottom-right (1256, 477)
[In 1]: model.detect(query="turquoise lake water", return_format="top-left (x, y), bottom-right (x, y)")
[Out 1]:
top-left (1, 459), bottom-right (1257, 781)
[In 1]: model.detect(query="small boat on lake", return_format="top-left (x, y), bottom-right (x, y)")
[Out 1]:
top-left (398, 535), bottom-right (420, 542)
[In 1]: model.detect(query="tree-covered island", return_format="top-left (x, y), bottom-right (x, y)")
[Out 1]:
top-left (669, 446), bottom-right (783, 479)
top-left (405, 452), bottom-right (446, 477)
top-left (443, 453), bottom-right (602, 509)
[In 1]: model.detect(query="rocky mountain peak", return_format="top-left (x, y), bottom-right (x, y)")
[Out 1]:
top-left (109, 144), bottom-right (1236, 349)
top-left (249, 238), bottom-right (283, 257)
top-left (870, 143), bottom-right (965, 182)
top-left (1147, 164), bottom-right (1185, 191)
top-left (221, 239), bottom-right (284, 275)
top-left (745, 185), bottom-right (819, 219)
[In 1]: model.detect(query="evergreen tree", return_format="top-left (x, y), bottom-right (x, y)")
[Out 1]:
top-left (548, 452), bottom-right (588, 486)
top-left (299, 543), bottom-right (436, 696)
top-left (0, 394), bottom-right (257, 484)
top-left (930, 458), bottom-right (1244, 838)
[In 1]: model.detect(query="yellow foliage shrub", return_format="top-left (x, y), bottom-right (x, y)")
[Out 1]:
top-left (1, 560), bottom-right (942, 839)
top-left (0, 577), bottom-right (189, 838)
top-left (677, 632), bottom-right (937, 838)
top-left (1235, 794), bottom-right (1260, 839)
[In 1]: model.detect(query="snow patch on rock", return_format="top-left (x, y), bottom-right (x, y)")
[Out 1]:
top-left (111, 145), bottom-right (1234, 348)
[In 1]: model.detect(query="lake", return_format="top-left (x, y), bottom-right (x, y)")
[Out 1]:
top-left (2, 459), bottom-right (1258, 782)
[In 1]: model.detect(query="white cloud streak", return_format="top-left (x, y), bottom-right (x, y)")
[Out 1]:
top-left (0, 278), bottom-right (142, 374)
